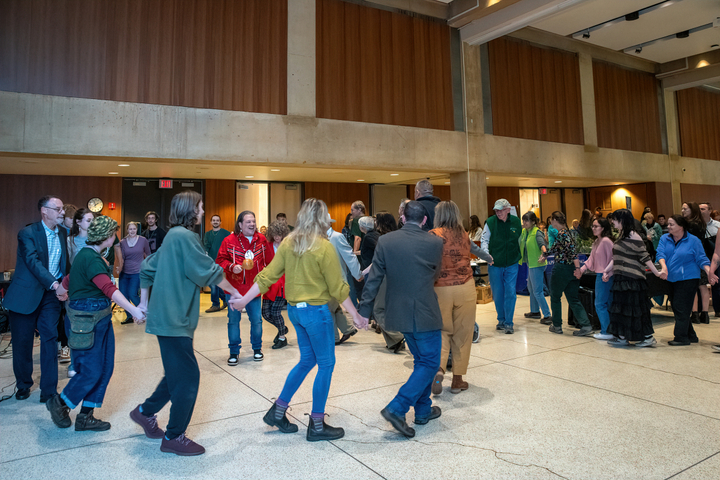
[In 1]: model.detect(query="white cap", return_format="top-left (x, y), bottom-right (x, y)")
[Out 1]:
top-left (493, 198), bottom-right (511, 210)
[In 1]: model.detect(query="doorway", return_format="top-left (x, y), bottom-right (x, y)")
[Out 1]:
top-left (519, 189), bottom-right (540, 219)
top-left (122, 179), bottom-right (204, 236)
top-left (235, 182), bottom-right (303, 231)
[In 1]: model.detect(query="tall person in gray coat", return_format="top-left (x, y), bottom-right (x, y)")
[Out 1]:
top-left (358, 201), bottom-right (444, 438)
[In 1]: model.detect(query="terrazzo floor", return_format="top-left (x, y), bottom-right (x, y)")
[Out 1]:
top-left (1, 293), bottom-right (719, 480)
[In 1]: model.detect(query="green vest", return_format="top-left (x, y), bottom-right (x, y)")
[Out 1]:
top-left (519, 226), bottom-right (547, 268)
top-left (487, 214), bottom-right (522, 268)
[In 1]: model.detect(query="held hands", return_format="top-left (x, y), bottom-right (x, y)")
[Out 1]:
top-left (657, 269), bottom-right (668, 281)
top-left (573, 268), bottom-right (582, 279)
top-left (130, 306), bottom-right (146, 324)
top-left (709, 271), bottom-right (719, 285)
top-left (354, 314), bottom-right (369, 331)
top-left (487, 255), bottom-right (494, 266)
top-left (228, 292), bottom-right (246, 312)
top-left (56, 292), bottom-right (68, 302)
top-left (602, 272), bottom-right (610, 282)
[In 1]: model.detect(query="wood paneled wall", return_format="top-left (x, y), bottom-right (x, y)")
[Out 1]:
top-left (593, 61), bottom-right (663, 154)
top-left (204, 179), bottom-right (236, 233)
top-left (486, 187), bottom-right (521, 218)
top-left (0, 0), bottom-right (287, 114)
top-left (586, 183), bottom-right (649, 220)
top-left (317, 0), bottom-right (454, 131)
top-left (680, 184), bottom-right (720, 212)
top-left (488, 37), bottom-right (583, 145)
top-left (646, 182), bottom-right (673, 217)
top-left (0, 175), bottom-right (122, 271)
top-left (304, 182), bottom-right (370, 232)
top-left (677, 88), bottom-right (720, 162)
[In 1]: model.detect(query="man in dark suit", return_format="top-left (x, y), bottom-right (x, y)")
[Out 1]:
top-left (5, 195), bottom-right (69, 401)
top-left (358, 201), bottom-right (444, 438)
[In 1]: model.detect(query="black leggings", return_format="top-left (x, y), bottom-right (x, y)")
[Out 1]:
top-left (141, 336), bottom-right (200, 439)
top-left (261, 297), bottom-right (287, 334)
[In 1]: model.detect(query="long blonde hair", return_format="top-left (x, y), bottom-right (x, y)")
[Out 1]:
top-left (287, 198), bottom-right (331, 255)
top-left (434, 201), bottom-right (465, 234)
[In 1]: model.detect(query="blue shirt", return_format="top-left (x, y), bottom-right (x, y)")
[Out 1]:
top-left (656, 232), bottom-right (709, 282)
top-left (42, 221), bottom-right (62, 279)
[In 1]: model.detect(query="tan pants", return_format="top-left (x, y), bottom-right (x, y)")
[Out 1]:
top-left (373, 278), bottom-right (404, 348)
top-left (436, 278), bottom-right (477, 376)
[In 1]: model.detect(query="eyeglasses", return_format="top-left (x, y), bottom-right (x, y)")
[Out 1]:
top-left (43, 205), bottom-right (65, 213)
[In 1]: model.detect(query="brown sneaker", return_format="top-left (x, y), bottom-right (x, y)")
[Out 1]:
top-left (130, 405), bottom-right (165, 439)
top-left (160, 433), bottom-right (205, 456)
top-left (205, 305), bottom-right (222, 313)
top-left (450, 375), bottom-right (469, 394)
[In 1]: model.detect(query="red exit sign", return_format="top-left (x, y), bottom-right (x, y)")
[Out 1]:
top-left (159, 179), bottom-right (173, 189)
top-left (539, 188), bottom-right (547, 195)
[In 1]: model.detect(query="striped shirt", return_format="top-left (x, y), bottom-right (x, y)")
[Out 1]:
top-left (42, 221), bottom-right (62, 279)
top-left (612, 237), bottom-right (651, 280)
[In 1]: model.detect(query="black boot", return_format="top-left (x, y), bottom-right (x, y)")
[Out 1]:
top-left (263, 402), bottom-right (298, 433)
top-left (691, 312), bottom-right (700, 324)
top-left (700, 312), bottom-right (710, 324)
top-left (75, 410), bottom-right (111, 431)
top-left (306, 414), bottom-right (344, 441)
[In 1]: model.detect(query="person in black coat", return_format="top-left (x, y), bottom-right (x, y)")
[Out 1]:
top-left (414, 179), bottom-right (441, 232)
top-left (358, 201), bottom-right (443, 438)
top-left (5, 196), bottom-right (69, 401)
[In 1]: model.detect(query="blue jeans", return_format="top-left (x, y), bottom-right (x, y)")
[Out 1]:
top-left (278, 304), bottom-right (335, 414)
top-left (61, 298), bottom-right (114, 409)
top-left (226, 295), bottom-right (262, 353)
top-left (210, 285), bottom-right (225, 308)
top-left (386, 329), bottom-right (441, 418)
top-left (595, 274), bottom-right (614, 334)
top-left (527, 265), bottom-right (550, 317)
top-left (118, 272), bottom-right (140, 320)
top-left (488, 264), bottom-right (519, 328)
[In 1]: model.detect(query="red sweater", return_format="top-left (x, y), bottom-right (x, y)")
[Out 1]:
top-left (216, 231), bottom-right (271, 295)
top-left (262, 245), bottom-right (285, 301)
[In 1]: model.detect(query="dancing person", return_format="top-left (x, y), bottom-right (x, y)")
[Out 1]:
top-left (231, 199), bottom-right (365, 442)
top-left (358, 201), bottom-right (444, 438)
top-left (130, 191), bottom-right (241, 456)
top-left (430, 201), bottom-right (491, 395)
top-left (520, 212), bottom-right (551, 324)
top-left (468, 215), bottom-right (483, 242)
top-left (119, 222), bottom-right (151, 325)
top-left (682, 202), bottom-right (710, 324)
top-left (539, 211), bottom-right (593, 336)
top-left (481, 199), bottom-right (522, 334)
top-left (414, 179), bottom-right (441, 232)
top-left (142, 211), bottom-right (166, 254)
top-left (262, 220), bottom-right (290, 349)
top-left (643, 213), bottom-right (662, 252)
top-left (67, 208), bottom-right (94, 265)
top-left (656, 215), bottom-right (717, 346)
top-left (575, 217), bottom-right (615, 340)
top-left (46, 217), bottom-right (146, 431)
top-left (327, 214), bottom-right (363, 346)
top-left (603, 209), bottom-right (663, 348)
top-left (215, 210), bottom-right (271, 364)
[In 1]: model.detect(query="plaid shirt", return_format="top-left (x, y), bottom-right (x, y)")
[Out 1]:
top-left (42, 221), bottom-right (62, 279)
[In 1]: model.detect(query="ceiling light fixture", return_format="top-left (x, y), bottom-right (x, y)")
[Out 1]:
top-left (445, 181), bottom-right (450, 184)
top-left (390, 173), bottom-right (399, 176)
top-left (555, 180), bottom-right (562, 184)
top-left (271, 169), bottom-right (280, 172)
top-left (357, 179), bottom-right (365, 182)
top-left (118, 164), bottom-right (130, 167)
top-left (582, 30), bottom-right (590, 39)
top-left (635, 47), bottom-right (642, 54)
top-left (572, 0), bottom-right (685, 41)
top-left (245, 175), bottom-right (254, 178)
top-left (108, 172), bottom-right (119, 175)
top-left (624, 21), bottom-right (713, 55)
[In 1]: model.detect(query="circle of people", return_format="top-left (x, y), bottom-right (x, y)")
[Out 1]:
top-left (7, 182), bottom-right (720, 457)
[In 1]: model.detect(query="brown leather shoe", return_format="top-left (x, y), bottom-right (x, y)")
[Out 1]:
top-left (450, 375), bottom-right (468, 394)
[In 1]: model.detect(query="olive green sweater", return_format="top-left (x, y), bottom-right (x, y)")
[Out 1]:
top-left (140, 226), bottom-right (224, 338)
top-left (254, 237), bottom-right (349, 306)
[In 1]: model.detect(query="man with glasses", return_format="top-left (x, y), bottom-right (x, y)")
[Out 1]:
top-left (5, 195), bottom-right (69, 402)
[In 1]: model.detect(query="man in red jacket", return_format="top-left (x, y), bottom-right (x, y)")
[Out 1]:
top-left (216, 211), bottom-right (272, 364)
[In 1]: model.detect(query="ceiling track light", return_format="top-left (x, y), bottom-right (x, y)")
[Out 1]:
top-left (582, 30), bottom-right (590, 39)
top-left (635, 46), bottom-right (642, 54)
top-left (571, 0), bottom-right (686, 40)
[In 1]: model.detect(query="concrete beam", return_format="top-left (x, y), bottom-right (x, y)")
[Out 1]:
top-left (662, 63), bottom-right (720, 91)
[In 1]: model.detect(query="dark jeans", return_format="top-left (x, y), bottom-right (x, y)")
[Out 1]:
top-left (141, 336), bottom-right (200, 439)
top-left (118, 272), bottom-right (140, 320)
top-left (550, 263), bottom-right (590, 328)
top-left (386, 329), bottom-right (441, 418)
top-left (278, 304), bottom-right (335, 414)
top-left (669, 279), bottom-right (700, 343)
top-left (10, 290), bottom-right (61, 395)
top-left (210, 285), bottom-right (226, 308)
top-left (57, 307), bottom-right (68, 347)
top-left (61, 298), bottom-right (114, 409)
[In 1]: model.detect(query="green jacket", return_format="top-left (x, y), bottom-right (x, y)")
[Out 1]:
top-left (203, 228), bottom-right (230, 261)
top-left (486, 214), bottom-right (522, 268)
top-left (141, 226), bottom-right (224, 338)
top-left (519, 226), bottom-right (547, 268)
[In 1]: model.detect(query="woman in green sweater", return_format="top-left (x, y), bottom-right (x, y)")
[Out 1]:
top-left (231, 198), bottom-right (366, 442)
top-left (131, 191), bottom-right (241, 456)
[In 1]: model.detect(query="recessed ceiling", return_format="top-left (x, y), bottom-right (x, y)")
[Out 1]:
top-left (531, 0), bottom-right (720, 63)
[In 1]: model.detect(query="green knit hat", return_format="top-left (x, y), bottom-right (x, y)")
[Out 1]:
top-left (87, 216), bottom-right (118, 243)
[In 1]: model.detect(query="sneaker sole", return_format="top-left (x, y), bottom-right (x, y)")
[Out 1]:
top-left (431, 372), bottom-right (443, 395)
top-left (160, 446), bottom-right (205, 456)
top-left (75, 423), bottom-right (111, 432)
top-left (254, 356), bottom-right (264, 362)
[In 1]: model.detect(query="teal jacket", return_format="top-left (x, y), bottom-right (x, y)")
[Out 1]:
top-left (141, 226), bottom-right (224, 338)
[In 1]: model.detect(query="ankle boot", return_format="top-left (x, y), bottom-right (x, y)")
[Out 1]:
top-left (450, 375), bottom-right (469, 394)
top-left (263, 402), bottom-right (298, 433)
top-left (306, 414), bottom-right (344, 442)
top-left (700, 311), bottom-right (710, 324)
top-left (691, 312), bottom-right (700, 324)
top-left (75, 410), bottom-right (111, 431)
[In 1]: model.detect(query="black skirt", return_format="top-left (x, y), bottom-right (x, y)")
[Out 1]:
top-left (607, 274), bottom-right (654, 341)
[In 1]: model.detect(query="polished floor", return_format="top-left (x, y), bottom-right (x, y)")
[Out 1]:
top-left (1, 294), bottom-right (719, 480)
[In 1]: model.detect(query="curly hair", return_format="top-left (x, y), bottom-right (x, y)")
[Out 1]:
top-left (266, 220), bottom-right (290, 244)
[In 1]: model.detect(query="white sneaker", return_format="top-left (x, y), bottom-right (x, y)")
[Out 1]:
top-left (59, 346), bottom-right (71, 364)
top-left (593, 333), bottom-right (614, 340)
top-left (712, 345), bottom-right (720, 352)
top-left (634, 336), bottom-right (657, 348)
top-left (67, 365), bottom-right (77, 378)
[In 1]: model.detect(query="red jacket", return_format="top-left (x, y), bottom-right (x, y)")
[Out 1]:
top-left (262, 245), bottom-right (285, 301)
top-left (216, 231), bottom-right (271, 296)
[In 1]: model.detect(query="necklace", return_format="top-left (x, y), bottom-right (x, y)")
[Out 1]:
top-left (127, 236), bottom-right (138, 247)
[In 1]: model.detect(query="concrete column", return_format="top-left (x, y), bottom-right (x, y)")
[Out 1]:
top-left (451, 170), bottom-right (488, 226)
top-left (664, 89), bottom-right (682, 214)
top-left (463, 42), bottom-right (483, 136)
top-left (578, 52), bottom-right (598, 151)
top-left (287, 0), bottom-right (316, 117)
